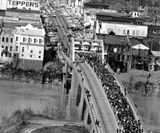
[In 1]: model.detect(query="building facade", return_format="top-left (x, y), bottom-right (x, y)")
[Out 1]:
top-left (96, 13), bottom-right (148, 38)
top-left (14, 23), bottom-right (45, 70)
top-left (0, 28), bottom-right (14, 63)
top-left (0, 0), bottom-right (40, 11)
top-left (96, 21), bottom-right (148, 38)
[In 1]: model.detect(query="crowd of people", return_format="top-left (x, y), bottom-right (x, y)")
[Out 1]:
top-left (78, 52), bottom-right (144, 133)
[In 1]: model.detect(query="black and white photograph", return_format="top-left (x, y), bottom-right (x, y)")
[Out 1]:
top-left (0, 0), bottom-right (160, 132)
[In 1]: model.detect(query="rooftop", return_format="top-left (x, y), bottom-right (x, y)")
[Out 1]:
top-left (97, 34), bottom-right (128, 45)
top-left (1, 27), bottom-right (14, 36)
top-left (2, 21), bottom-right (42, 29)
top-left (15, 23), bottom-right (45, 37)
top-left (7, 8), bottom-right (40, 13)
top-left (84, 2), bottom-right (109, 9)
top-left (97, 12), bottom-right (144, 25)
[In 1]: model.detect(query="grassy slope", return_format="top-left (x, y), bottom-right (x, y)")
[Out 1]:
top-left (117, 69), bottom-right (160, 84)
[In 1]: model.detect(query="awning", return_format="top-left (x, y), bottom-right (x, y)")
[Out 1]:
top-left (132, 44), bottom-right (149, 50)
top-left (84, 22), bottom-right (91, 27)
top-left (151, 51), bottom-right (160, 57)
top-left (83, 42), bottom-right (90, 45)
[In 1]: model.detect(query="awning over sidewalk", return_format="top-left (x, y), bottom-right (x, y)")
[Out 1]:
top-left (132, 44), bottom-right (149, 50)
top-left (151, 51), bottom-right (160, 57)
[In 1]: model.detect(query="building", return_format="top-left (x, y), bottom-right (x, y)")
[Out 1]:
top-left (0, 28), bottom-right (14, 63)
top-left (97, 34), bottom-right (130, 72)
top-left (96, 12), bottom-right (148, 38)
top-left (14, 23), bottom-right (45, 70)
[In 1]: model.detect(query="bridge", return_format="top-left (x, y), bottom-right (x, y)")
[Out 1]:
top-left (44, 2), bottom-right (146, 133)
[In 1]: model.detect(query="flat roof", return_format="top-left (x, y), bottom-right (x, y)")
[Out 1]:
top-left (97, 34), bottom-right (128, 45)
top-left (97, 12), bottom-right (144, 25)
top-left (84, 2), bottom-right (109, 9)
top-left (7, 8), bottom-right (40, 14)
top-left (3, 21), bottom-right (42, 29)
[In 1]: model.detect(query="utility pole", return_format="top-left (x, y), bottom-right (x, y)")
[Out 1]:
top-left (126, 35), bottom-right (132, 71)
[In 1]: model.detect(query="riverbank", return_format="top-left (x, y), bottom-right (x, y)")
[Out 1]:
top-left (117, 69), bottom-right (160, 97)
top-left (0, 80), bottom-right (61, 124)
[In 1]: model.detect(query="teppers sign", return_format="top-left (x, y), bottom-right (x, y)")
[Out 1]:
top-left (7, 0), bottom-right (40, 11)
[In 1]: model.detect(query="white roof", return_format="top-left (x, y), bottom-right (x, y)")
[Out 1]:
top-left (151, 51), bottom-right (160, 57)
top-left (15, 23), bottom-right (45, 37)
top-left (74, 41), bottom-right (81, 45)
top-left (132, 44), bottom-right (149, 50)
top-left (83, 42), bottom-right (90, 45)
top-left (92, 42), bottom-right (100, 46)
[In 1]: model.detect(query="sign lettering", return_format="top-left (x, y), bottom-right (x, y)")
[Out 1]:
top-left (8, 0), bottom-right (40, 9)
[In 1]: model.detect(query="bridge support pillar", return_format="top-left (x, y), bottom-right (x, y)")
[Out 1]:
top-left (60, 61), bottom-right (69, 119)
top-left (66, 69), bottom-right (80, 121)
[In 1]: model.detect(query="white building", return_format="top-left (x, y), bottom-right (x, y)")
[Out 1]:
top-left (96, 21), bottom-right (148, 38)
top-left (14, 23), bottom-right (45, 70)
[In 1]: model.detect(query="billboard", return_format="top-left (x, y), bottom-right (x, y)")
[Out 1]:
top-left (0, 0), bottom-right (8, 10)
top-left (7, 0), bottom-right (40, 11)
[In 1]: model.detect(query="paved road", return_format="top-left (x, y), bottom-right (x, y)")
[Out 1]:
top-left (79, 63), bottom-right (118, 133)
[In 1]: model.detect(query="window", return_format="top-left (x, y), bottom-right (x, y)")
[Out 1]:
top-left (39, 51), bottom-right (41, 54)
top-left (127, 30), bottom-right (129, 35)
top-left (30, 50), bottom-right (33, 53)
top-left (34, 38), bottom-right (38, 43)
top-left (132, 30), bottom-right (135, 36)
top-left (1, 52), bottom-right (3, 57)
top-left (2, 37), bottom-right (5, 42)
top-left (5, 46), bottom-right (8, 51)
top-left (1, 45), bottom-right (4, 48)
top-left (6, 38), bottom-right (8, 42)
top-left (10, 46), bottom-right (12, 51)
top-left (16, 46), bottom-right (18, 51)
top-left (123, 30), bottom-right (126, 35)
top-left (10, 38), bottom-right (13, 43)
top-left (9, 53), bottom-right (11, 57)
top-left (23, 37), bottom-right (26, 42)
top-left (39, 56), bottom-right (41, 58)
top-left (22, 47), bottom-right (24, 52)
top-left (16, 37), bottom-right (18, 41)
top-left (30, 55), bottom-right (32, 58)
top-left (28, 38), bottom-right (32, 43)
top-left (136, 30), bottom-right (139, 36)
top-left (39, 39), bottom-right (43, 44)
top-left (22, 54), bottom-right (24, 57)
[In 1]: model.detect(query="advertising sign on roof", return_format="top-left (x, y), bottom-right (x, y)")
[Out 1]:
top-left (7, 0), bottom-right (40, 11)
top-left (0, 0), bottom-right (7, 10)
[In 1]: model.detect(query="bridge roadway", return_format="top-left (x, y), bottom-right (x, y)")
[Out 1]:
top-left (60, 51), bottom-right (118, 133)
top-left (49, 4), bottom-right (146, 133)
top-left (79, 63), bottom-right (118, 133)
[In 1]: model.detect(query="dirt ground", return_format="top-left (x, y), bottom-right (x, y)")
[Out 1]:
top-left (32, 125), bottom-right (89, 133)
